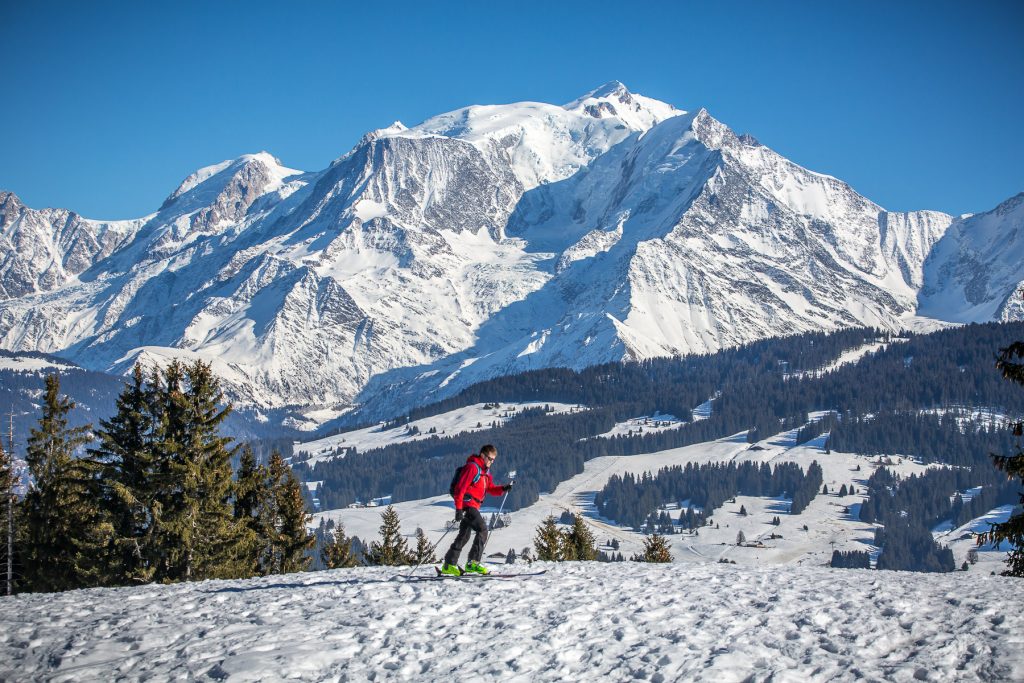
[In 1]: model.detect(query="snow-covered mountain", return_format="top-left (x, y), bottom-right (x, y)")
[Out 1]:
top-left (0, 82), bottom-right (1020, 422)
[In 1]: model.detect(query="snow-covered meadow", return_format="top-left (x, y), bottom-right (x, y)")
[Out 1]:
top-left (1, 562), bottom-right (1021, 681)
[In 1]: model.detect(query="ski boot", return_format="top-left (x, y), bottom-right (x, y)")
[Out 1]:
top-left (439, 563), bottom-right (463, 576)
top-left (463, 561), bottom-right (490, 575)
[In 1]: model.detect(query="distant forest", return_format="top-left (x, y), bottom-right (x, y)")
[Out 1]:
top-left (295, 322), bottom-right (1024, 573)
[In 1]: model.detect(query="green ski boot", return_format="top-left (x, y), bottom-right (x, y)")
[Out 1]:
top-left (463, 561), bottom-right (490, 575)
top-left (439, 563), bottom-right (463, 576)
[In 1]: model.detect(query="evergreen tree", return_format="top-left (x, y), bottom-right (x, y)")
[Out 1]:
top-left (411, 527), bottom-right (437, 565)
top-left (533, 515), bottom-right (562, 561)
top-left (151, 360), bottom-right (245, 582)
top-left (505, 547), bottom-right (516, 564)
top-left (566, 514), bottom-right (598, 561)
top-left (366, 506), bottom-right (412, 566)
top-left (90, 364), bottom-right (158, 585)
top-left (321, 522), bottom-right (359, 569)
top-left (736, 530), bottom-right (746, 545)
top-left (267, 452), bottom-right (313, 574)
top-left (632, 534), bottom-right (672, 562)
top-left (233, 445), bottom-right (275, 575)
top-left (977, 340), bottom-right (1024, 576)
top-left (558, 527), bottom-right (578, 561)
top-left (21, 374), bottom-right (111, 592)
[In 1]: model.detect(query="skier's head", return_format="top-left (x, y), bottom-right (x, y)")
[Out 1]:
top-left (480, 444), bottom-right (497, 466)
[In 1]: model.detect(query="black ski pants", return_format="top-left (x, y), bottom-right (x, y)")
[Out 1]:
top-left (444, 507), bottom-right (488, 565)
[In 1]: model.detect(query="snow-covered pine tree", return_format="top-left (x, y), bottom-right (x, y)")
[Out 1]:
top-left (21, 374), bottom-right (111, 592)
top-left (366, 506), bottom-right (412, 566)
top-left (533, 515), bottom-right (562, 561)
top-left (268, 452), bottom-right (313, 574)
top-left (977, 340), bottom-right (1024, 576)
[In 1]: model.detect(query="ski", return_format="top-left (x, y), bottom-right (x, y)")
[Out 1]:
top-left (422, 566), bottom-right (547, 580)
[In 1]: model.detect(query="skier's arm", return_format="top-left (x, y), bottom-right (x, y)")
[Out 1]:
top-left (485, 474), bottom-right (509, 497)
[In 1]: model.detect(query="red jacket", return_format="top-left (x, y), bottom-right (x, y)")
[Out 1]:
top-left (453, 453), bottom-right (505, 510)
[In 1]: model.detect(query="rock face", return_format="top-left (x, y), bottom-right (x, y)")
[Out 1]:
top-left (0, 83), bottom-right (1019, 422)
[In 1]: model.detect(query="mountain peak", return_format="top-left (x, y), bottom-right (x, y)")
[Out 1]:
top-left (564, 80), bottom-right (633, 110)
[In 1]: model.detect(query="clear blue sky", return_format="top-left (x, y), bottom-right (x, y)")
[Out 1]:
top-left (1, 1), bottom-right (1021, 219)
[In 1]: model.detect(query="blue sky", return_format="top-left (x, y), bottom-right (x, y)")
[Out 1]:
top-left (1, 1), bottom-right (1021, 219)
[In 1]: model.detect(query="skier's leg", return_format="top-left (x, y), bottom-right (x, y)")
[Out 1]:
top-left (443, 516), bottom-right (473, 566)
top-left (466, 508), bottom-right (489, 563)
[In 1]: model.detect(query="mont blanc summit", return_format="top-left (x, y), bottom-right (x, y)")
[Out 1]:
top-left (0, 83), bottom-right (1020, 421)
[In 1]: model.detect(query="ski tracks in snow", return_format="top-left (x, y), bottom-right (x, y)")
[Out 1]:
top-left (2, 563), bottom-right (1023, 682)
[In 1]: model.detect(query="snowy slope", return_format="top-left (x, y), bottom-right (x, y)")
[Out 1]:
top-left (312, 407), bottom-right (1012, 573)
top-left (1, 562), bottom-right (1021, 682)
top-left (296, 401), bottom-right (582, 465)
top-left (0, 82), bottom-right (1019, 424)
top-left (918, 193), bottom-right (1024, 322)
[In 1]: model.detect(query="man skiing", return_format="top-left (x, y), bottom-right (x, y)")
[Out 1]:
top-left (441, 444), bottom-right (513, 575)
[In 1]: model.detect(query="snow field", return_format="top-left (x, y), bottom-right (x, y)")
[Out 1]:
top-left (297, 402), bottom-right (582, 465)
top-left (1, 562), bottom-right (1021, 682)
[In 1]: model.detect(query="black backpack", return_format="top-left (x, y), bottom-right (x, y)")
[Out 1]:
top-left (449, 461), bottom-right (482, 498)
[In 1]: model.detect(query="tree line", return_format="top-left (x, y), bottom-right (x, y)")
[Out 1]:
top-left (594, 460), bottom-right (823, 530)
top-left (298, 323), bottom-right (1024, 516)
top-left (0, 363), bottom-right (312, 594)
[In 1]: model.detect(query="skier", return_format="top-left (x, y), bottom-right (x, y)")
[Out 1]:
top-left (440, 444), bottom-right (513, 575)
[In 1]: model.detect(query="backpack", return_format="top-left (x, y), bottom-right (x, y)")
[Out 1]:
top-left (449, 461), bottom-right (482, 498)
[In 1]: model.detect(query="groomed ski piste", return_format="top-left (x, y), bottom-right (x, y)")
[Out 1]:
top-left (2, 561), bottom-right (1022, 681)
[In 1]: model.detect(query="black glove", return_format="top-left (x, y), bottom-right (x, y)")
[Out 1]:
top-left (502, 482), bottom-right (514, 492)
top-left (455, 509), bottom-right (465, 522)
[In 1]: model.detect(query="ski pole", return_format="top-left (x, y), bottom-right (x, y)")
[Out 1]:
top-left (489, 469), bottom-right (516, 530)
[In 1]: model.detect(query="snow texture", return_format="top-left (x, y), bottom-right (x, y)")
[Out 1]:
top-left (1, 563), bottom-right (1021, 682)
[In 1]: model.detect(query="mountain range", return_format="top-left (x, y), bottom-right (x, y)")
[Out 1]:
top-left (1, 81), bottom-right (1021, 427)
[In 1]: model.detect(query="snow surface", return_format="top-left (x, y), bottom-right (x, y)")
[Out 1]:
top-left (297, 402), bottom-right (582, 465)
top-left (0, 356), bottom-right (76, 372)
top-left (1, 562), bottom-right (1021, 682)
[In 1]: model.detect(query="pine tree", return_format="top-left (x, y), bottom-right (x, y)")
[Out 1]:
top-left (233, 445), bottom-right (275, 575)
top-left (90, 364), bottom-right (158, 585)
top-left (366, 506), bottom-right (412, 566)
top-left (21, 374), bottom-right (111, 592)
top-left (533, 515), bottom-right (562, 561)
top-left (566, 514), bottom-right (598, 561)
top-left (151, 360), bottom-right (245, 582)
top-left (268, 452), bottom-right (313, 574)
top-left (977, 340), bottom-right (1024, 576)
top-left (321, 522), bottom-right (359, 569)
top-left (632, 534), bottom-right (672, 563)
top-left (558, 527), bottom-right (578, 561)
top-left (411, 527), bottom-right (437, 565)
top-left (505, 547), bottom-right (516, 564)
top-left (736, 530), bottom-right (746, 545)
